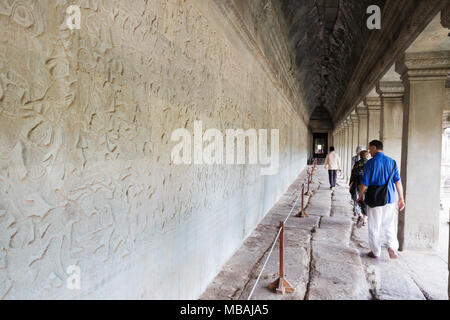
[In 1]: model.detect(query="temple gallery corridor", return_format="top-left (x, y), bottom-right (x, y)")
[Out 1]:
top-left (0, 0), bottom-right (449, 300)
top-left (201, 166), bottom-right (448, 300)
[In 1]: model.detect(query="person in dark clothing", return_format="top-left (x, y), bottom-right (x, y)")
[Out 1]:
top-left (349, 150), bottom-right (369, 227)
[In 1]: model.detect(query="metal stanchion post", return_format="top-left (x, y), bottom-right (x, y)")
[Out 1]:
top-left (268, 221), bottom-right (295, 294)
top-left (305, 170), bottom-right (312, 196)
top-left (297, 184), bottom-right (309, 218)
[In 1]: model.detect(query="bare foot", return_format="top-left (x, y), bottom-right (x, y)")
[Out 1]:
top-left (368, 252), bottom-right (379, 259)
top-left (388, 248), bottom-right (398, 259)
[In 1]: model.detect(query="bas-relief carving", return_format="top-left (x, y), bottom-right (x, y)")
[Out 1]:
top-left (0, 0), bottom-right (306, 299)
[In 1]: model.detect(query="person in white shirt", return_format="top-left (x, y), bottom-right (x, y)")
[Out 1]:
top-left (324, 146), bottom-right (342, 190)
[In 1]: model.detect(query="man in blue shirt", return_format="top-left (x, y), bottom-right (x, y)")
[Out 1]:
top-left (357, 140), bottom-right (406, 259)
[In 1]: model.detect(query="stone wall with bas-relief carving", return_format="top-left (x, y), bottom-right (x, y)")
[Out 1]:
top-left (0, 0), bottom-right (309, 299)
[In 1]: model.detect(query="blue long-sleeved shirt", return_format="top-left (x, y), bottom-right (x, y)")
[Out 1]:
top-left (361, 152), bottom-right (400, 204)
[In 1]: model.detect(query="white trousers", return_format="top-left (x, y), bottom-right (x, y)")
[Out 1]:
top-left (367, 203), bottom-right (399, 257)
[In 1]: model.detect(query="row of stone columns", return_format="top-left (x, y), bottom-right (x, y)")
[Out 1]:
top-left (333, 101), bottom-right (382, 182)
top-left (396, 51), bottom-right (449, 251)
top-left (332, 50), bottom-right (450, 252)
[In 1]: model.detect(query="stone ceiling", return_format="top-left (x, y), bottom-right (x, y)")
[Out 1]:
top-left (279, 0), bottom-right (385, 118)
top-left (277, 0), bottom-right (447, 125)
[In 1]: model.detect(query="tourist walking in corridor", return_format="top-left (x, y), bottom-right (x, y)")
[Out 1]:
top-left (324, 146), bottom-right (342, 190)
top-left (349, 150), bottom-right (370, 227)
top-left (352, 146), bottom-right (364, 167)
top-left (357, 140), bottom-right (405, 259)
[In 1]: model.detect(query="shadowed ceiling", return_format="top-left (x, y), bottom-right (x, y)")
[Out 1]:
top-left (279, 0), bottom-right (385, 118)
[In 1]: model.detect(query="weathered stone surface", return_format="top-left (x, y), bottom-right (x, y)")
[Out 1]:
top-left (361, 257), bottom-right (426, 300)
top-left (240, 228), bottom-right (311, 300)
top-left (313, 228), bottom-right (351, 247)
top-left (0, 0), bottom-right (309, 299)
top-left (308, 260), bottom-right (371, 300)
top-left (313, 242), bottom-right (362, 267)
top-left (279, 0), bottom-right (382, 116)
top-left (262, 214), bottom-right (320, 231)
top-left (203, 168), bottom-right (449, 301)
top-left (352, 227), bottom-right (371, 250)
top-left (398, 251), bottom-right (449, 300)
top-left (306, 194), bottom-right (332, 217)
top-left (320, 216), bottom-right (353, 230)
top-left (201, 167), bottom-right (314, 300)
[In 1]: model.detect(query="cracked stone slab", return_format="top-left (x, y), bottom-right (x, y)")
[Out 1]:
top-left (351, 225), bottom-right (371, 250)
top-left (331, 205), bottom-right (354, 213)
top-left (203, 165), bottom-right (449, 301)
top-left (397, 251), bottom-right (449, 300)
top-left (200, 270), bottom-right (249, 300)
top-left (313, 228), bottom-right (351, 247)
top-left (261, 214), bottom-right (320, 231)
top-left (312, 242), bottom-right (362, 266)
top-left (200, 224), bottom-right (279, 300)
top-left (260, 202), bottom-right (318, 230)
top-left (241, 228), bottom-right (311, 300)
top-left (313, 188), bottom-right (333, 195)
top-left (330, 200), bottom-right (353, 209)
top-left (308, 259), bottom-right (371, 300)
top-left (305, 199), bottom-right (331, 216)
top-left (202, 169), bottom-right (315, 300)
top-left (319, 216), bottom-right (353, 230)
top-left (361, 257), bottom-right (426, 300)
top-left (285, 216), bottom-right (321, 230)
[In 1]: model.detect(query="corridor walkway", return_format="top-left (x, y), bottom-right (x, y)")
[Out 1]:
top-left (201, 166), bottom-right (448, 300)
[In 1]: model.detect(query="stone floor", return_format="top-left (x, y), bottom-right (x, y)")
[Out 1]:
top-left (200, 165), bottom-right (449, 300)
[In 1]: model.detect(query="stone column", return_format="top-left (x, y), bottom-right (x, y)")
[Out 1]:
top-left (338, 124), bottom-right (344, 176)
top-left (376, 81), bottom-right (405, 167)
top-left (356, 103), bottom-right (369, 149)
top-left (365, 95), bottom-right (382, 143)
top-left (351, 113), bottom-right (360, 165)
top-left (441, 2), bottom-right (450, 301)
top-left (333, 132), bottom-right (337, 149)
top-left (345, 118), bottom-right (354, 182)
top-left (343, 120), bottom-right (352, 181)
top-left (341, 122), bottom-right (347, 179)
top-left (339, 123), bottom-right (345, 165)
top-left (396, 51), bottom-right (450, 251)
top-left (335, 126), bottom-right (341, 161)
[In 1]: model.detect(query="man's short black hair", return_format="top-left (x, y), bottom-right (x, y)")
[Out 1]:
top-left (329, 146), bottom-right (335, 152)
top-left (369, 140), bottom-right (383, 150)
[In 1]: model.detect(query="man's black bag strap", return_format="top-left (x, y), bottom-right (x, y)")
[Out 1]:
top-left (385, 161), bottom-right (397, 187)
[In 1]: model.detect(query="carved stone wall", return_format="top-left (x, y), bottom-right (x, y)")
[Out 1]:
top-left (0, 0), bottom-right (308, 299)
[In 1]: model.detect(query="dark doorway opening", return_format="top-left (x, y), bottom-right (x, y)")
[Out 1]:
top-left (312, 133), bottom-right (328, 159)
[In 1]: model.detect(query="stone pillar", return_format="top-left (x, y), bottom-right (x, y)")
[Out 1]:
top-left (396, 51), bottom-right (450, 251)
top-left (336, 125), bottom-right (341, 161)
top-left (356, 103), bottom-right (369, 149)
top-left (345, 118), bottom-right (354, 182)
top-left (336, 126), bottom-right (340, 153)
top-left (340, 125), bottom-right (345, 173)
top-left (342, 120), bottom-right (347, 180)
top-left (440, 6), bottom-right (450, 299)
top-left (351, 113), bottom-right (360, 166)
top-left (338, 124), bottom-right (344, 176)
top-left (376, 81), bottom-right (405, 167)
top-left (343, 120), bottom-right (352, 181)
top-left (365, 95), bottom-right (382, 143)
top-left (326, 131), bottom-right (337, 153)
